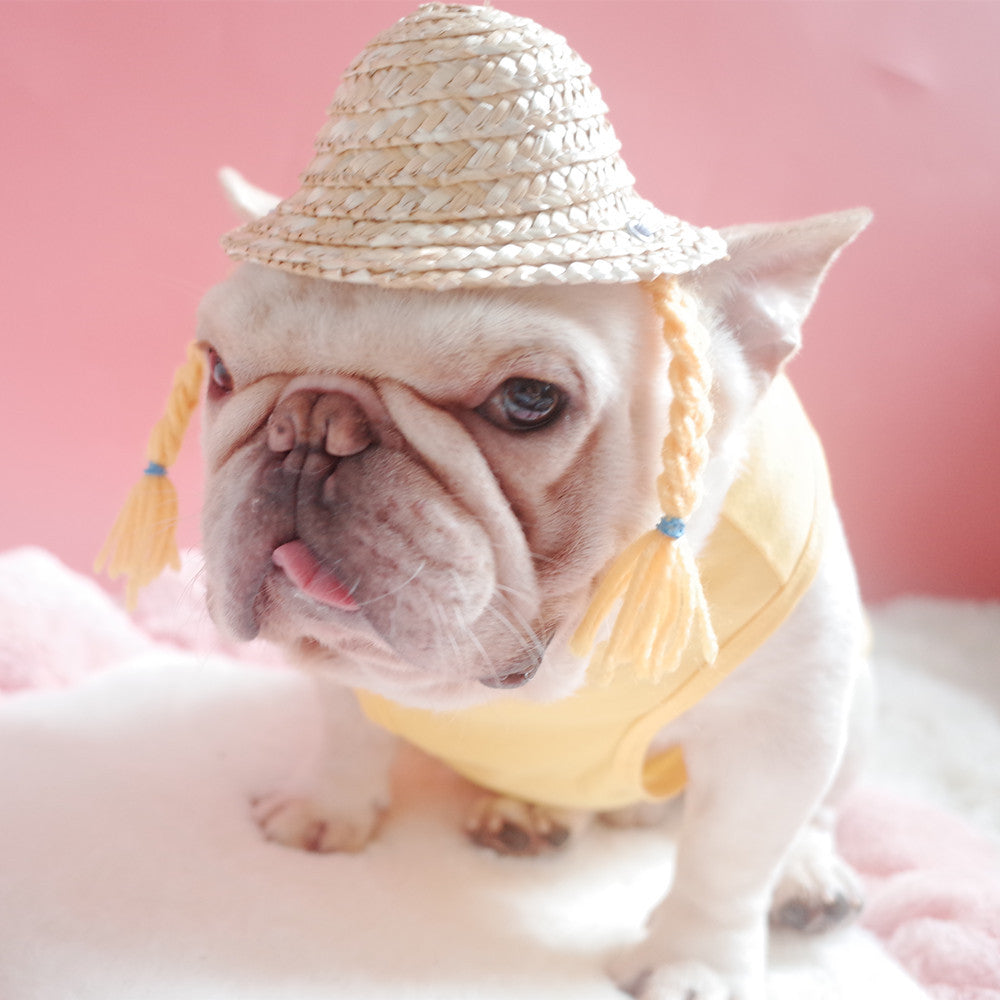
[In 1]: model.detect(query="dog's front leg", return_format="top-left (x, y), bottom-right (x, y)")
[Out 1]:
top-left (252, 675), bottom-right (397, 853)
top-left (611, 583), bottom-right (864, 998)
top-left (611, 719), bottom-right (841, 1000)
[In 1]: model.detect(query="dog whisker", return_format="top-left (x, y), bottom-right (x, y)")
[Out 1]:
top-left (419, 573), bottom-right (486, 670)
top-left (434, 598), bottom-right (467, 664)
top-left (491, 585), bottom-right (546, 652)
top-left (352, 561), bottom-right (426, 609)
top-left (527, 550), bottom-right (562, 568)
top-left (482, 596), bottom-right (545, 665)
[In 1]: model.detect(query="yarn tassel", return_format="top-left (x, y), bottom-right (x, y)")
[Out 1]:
top-left (95, 342), bottom-right (205, 608)
top-left (571, 277), bottom-right (719, 684)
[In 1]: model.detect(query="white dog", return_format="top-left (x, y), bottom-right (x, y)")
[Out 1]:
top-left (196, 175), bottom-right (872, 999)
top-left (87, 6), bottom-right (877, 998)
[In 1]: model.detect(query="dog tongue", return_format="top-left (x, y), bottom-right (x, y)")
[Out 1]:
top-left (272, 541), bottom-right (359, 611)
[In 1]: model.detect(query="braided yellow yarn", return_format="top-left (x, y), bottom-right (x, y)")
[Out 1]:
top-left (95, 342), bottom-right (205, 608)
top-left (571, 277), bottom-right (719, 683)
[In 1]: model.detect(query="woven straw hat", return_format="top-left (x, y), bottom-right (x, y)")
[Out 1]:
top-left (221, 2), bottom-right (726, 290)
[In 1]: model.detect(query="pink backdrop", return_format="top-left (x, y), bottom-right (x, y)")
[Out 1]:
top-left (2, 1), bottom-right (998, 603)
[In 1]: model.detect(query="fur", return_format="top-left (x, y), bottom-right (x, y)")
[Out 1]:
top-left (197, 197), bottom-right (872, 1000)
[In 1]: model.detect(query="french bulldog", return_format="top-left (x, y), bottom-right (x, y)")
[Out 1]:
top-left (197, 176), bottom-right (873, 1000)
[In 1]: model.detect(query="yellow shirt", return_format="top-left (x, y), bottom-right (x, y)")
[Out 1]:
top-left (358, 376), bottom-right (831, 811)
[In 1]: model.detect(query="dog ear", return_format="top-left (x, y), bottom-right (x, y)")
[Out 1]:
top-left (689, 208), bottom-right (872, 385)
top-left (217, 167), bottom-right (281, 222)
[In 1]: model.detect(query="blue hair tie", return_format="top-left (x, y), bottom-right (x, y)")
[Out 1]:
top-left (656, 516), bottom-right (686, 539)
top-left (144, 462), bottom-right (167, 477)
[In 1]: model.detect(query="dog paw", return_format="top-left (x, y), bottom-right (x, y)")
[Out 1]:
top-left (771, 828), bottom-right (864, 933)
top-left (610, 955), bottom-right (760, 1000)
top-left (251, 794), bottom-right (381, 854)
top-left (609, 893), bottom-right (766, 1000)
top-left (464, 795), bottom-right (586, 856)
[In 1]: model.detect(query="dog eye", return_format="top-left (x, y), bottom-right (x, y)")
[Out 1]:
top-left (478, 378), bottom-right (566, 431)
top-left (206, 348), bottom-right (234, 395)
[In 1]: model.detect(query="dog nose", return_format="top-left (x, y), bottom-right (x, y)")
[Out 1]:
top-left (267, 389), bottom-right (373, 461)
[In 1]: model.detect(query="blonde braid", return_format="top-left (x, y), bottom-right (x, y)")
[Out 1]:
top-left (95, 342), bottom-right (205, 608)
top-left (571, 276), bottom-right (719, 682)
top-left (145, 342), bottom-right (204, 473)
top-left (654, 278), bottom-right (713, 524)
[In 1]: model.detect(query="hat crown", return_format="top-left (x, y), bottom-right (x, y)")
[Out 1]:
top-left (222, 3), bottom-right (725, 289)
top-left (340, 3), bottom-right (594, 105)
top-left (306, 3), bottom-right (625, 221)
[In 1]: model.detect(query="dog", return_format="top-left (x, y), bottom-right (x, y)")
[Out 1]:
top-left (195, 165), bottom-right (873, 998)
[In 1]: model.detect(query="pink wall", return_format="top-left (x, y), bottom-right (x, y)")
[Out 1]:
top-left (2, 1), bottom-right (998, 603)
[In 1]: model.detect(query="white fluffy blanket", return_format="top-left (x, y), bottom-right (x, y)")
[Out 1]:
top-left (0, 548), bottom-right (998, 999)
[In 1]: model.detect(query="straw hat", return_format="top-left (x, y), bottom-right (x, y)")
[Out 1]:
top-left (221, 2), bottom-right (726, 290)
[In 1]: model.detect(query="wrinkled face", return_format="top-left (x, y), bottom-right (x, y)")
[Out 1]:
top-left (197, 265), bottom-right (665, 708)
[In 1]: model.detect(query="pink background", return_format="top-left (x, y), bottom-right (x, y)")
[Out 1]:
top-left (2, 1), bottom-right (998, 603)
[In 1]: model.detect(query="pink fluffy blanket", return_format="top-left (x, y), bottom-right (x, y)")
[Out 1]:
top-left (840, 789), bottom-right (1000, 999)
top-left (1, 547), bottom-right (998, 999)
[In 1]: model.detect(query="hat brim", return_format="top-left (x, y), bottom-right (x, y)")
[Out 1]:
top-left (221, 196), bottom-right (727, 291)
